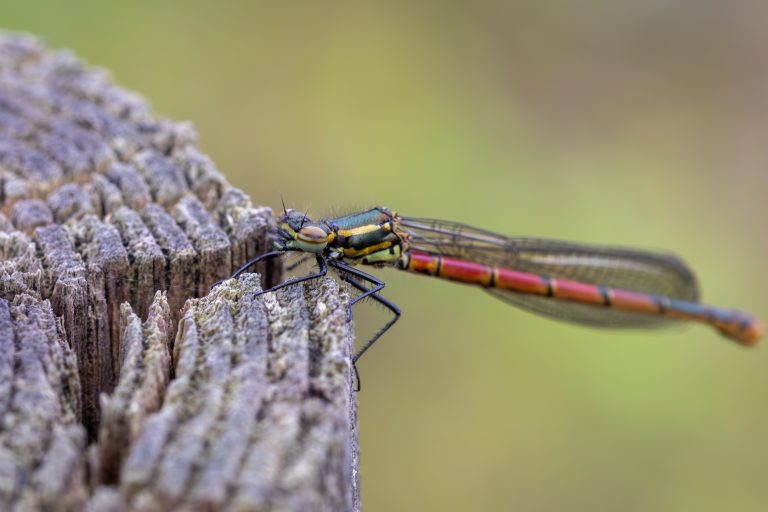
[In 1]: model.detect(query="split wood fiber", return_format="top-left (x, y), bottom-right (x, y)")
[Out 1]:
top-left (0, 33), bottom-right (359, 511)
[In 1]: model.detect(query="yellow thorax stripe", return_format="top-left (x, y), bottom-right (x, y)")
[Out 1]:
top-left (342, 241), bottom-right (393, 257)
top-left (337, 222), bottom-right (392, 238)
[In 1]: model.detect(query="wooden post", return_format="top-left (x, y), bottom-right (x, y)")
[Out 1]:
top-left (0, 33), bottom-right (359, 511)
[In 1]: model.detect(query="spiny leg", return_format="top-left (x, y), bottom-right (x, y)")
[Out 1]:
top-left (331, 261), bottom-right (385, 320)
top-left (331, 261), bottom-right (401, 391)
top-left (345, 279), bottom-right (401, 363)
top-left (339, 275), bottom-right (401, 391)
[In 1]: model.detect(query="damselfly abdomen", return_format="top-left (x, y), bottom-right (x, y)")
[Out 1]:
top-left (220, 206), bottom-right (763, 387)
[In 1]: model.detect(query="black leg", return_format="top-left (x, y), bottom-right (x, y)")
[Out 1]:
top-left (214, 252), bottom-right (327, 299)
top-left (342, 276), bottom-right (401, 364)
top-left (330, 261), bottom-right (385, 319)
top-left (331, 262), bottom-right (401, 391)
top-left (212, 250), bottom-right (283, 290)
top-left (254, 253), bottom-right (327, 297)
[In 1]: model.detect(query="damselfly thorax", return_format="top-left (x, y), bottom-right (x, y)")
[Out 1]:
top-left (275, 207), bottom-right (411, 266)
top-left (216, 206), bottom-right (763, 390)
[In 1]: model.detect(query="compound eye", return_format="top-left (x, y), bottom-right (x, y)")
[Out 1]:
top-left (296, 225), bottom-right (329, 252)
top-left (298, 225), bottom-right (326, 242)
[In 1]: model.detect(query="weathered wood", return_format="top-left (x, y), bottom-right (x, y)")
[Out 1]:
top-left (69, 215), bottom-right (130, 388)
top-left (217, 188), bottom-right (282, 290)
top-left (9, 198), bottom-right (53, 234)
top-left (0, 230), bottom-right (43, 299)
top-left (48, 182), bottom-right (96, 223)
top-left (103, 275), bottom-right (356, 511)
top-left (140, 203), bottom-right (198, 329)
top-left (0, 293), bottom-right (86, 511)
top-left (98, 293), bottom-right (172, 487)
top-left (133, 150), bottom-right (189, 208)
top-left (88, 174), bottom-right (126, 216)
top-left (34, 224), bottom-right (96, 435)
top-left (105, 163), bottom-right (151, 211)
top-left (172, 194), bottom-right (232, 294)
top-left (0, 32), bottom-right (359, 511)
top-left (108, 207), bottom-right (166, 322)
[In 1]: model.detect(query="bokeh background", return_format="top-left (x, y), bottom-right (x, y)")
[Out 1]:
top-left (5, 1), bottom-right (767, 510)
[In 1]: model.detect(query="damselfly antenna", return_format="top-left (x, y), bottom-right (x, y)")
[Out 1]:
top-left (300, 209), bottom-right (310, 228)
top-left (280, 195), bottom-right (288, 217)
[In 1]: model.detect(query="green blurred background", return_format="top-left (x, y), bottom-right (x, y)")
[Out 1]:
top-left (5, 1), bottom-right (767, 510)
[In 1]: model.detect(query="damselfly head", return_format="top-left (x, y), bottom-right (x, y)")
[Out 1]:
top-left (275, 209), bottom-right (331, 253)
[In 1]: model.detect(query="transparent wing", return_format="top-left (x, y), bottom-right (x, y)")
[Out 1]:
top-left (400, 216), bottom-right (700, 328)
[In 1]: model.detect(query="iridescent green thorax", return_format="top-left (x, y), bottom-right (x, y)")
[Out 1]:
top-left (329, 208), bottom-right (389, 230)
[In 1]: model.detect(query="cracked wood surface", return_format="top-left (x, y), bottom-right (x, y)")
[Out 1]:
top-left (0, 33), bottom-right (359, 511)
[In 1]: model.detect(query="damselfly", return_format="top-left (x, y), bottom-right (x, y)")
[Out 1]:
top-left (220, 207), bottom-right (763, 387)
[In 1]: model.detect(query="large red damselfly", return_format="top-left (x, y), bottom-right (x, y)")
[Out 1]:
top-left (219, 207), bottom-right (763, 388)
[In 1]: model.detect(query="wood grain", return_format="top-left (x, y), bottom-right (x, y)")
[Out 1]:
top-left (0, 33), bottom-right (359, 511)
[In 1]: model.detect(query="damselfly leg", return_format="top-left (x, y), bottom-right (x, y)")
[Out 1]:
top-left (254, 254), bottom-right (327, 296)
top-left (212, 251), bottom-right (327, 297)
top-left (331, 261), bottom-right (385, 319)
top-left (212, 250), bottom-right (284, 289)
top-left (331, 261), bottom-right (401, 391)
